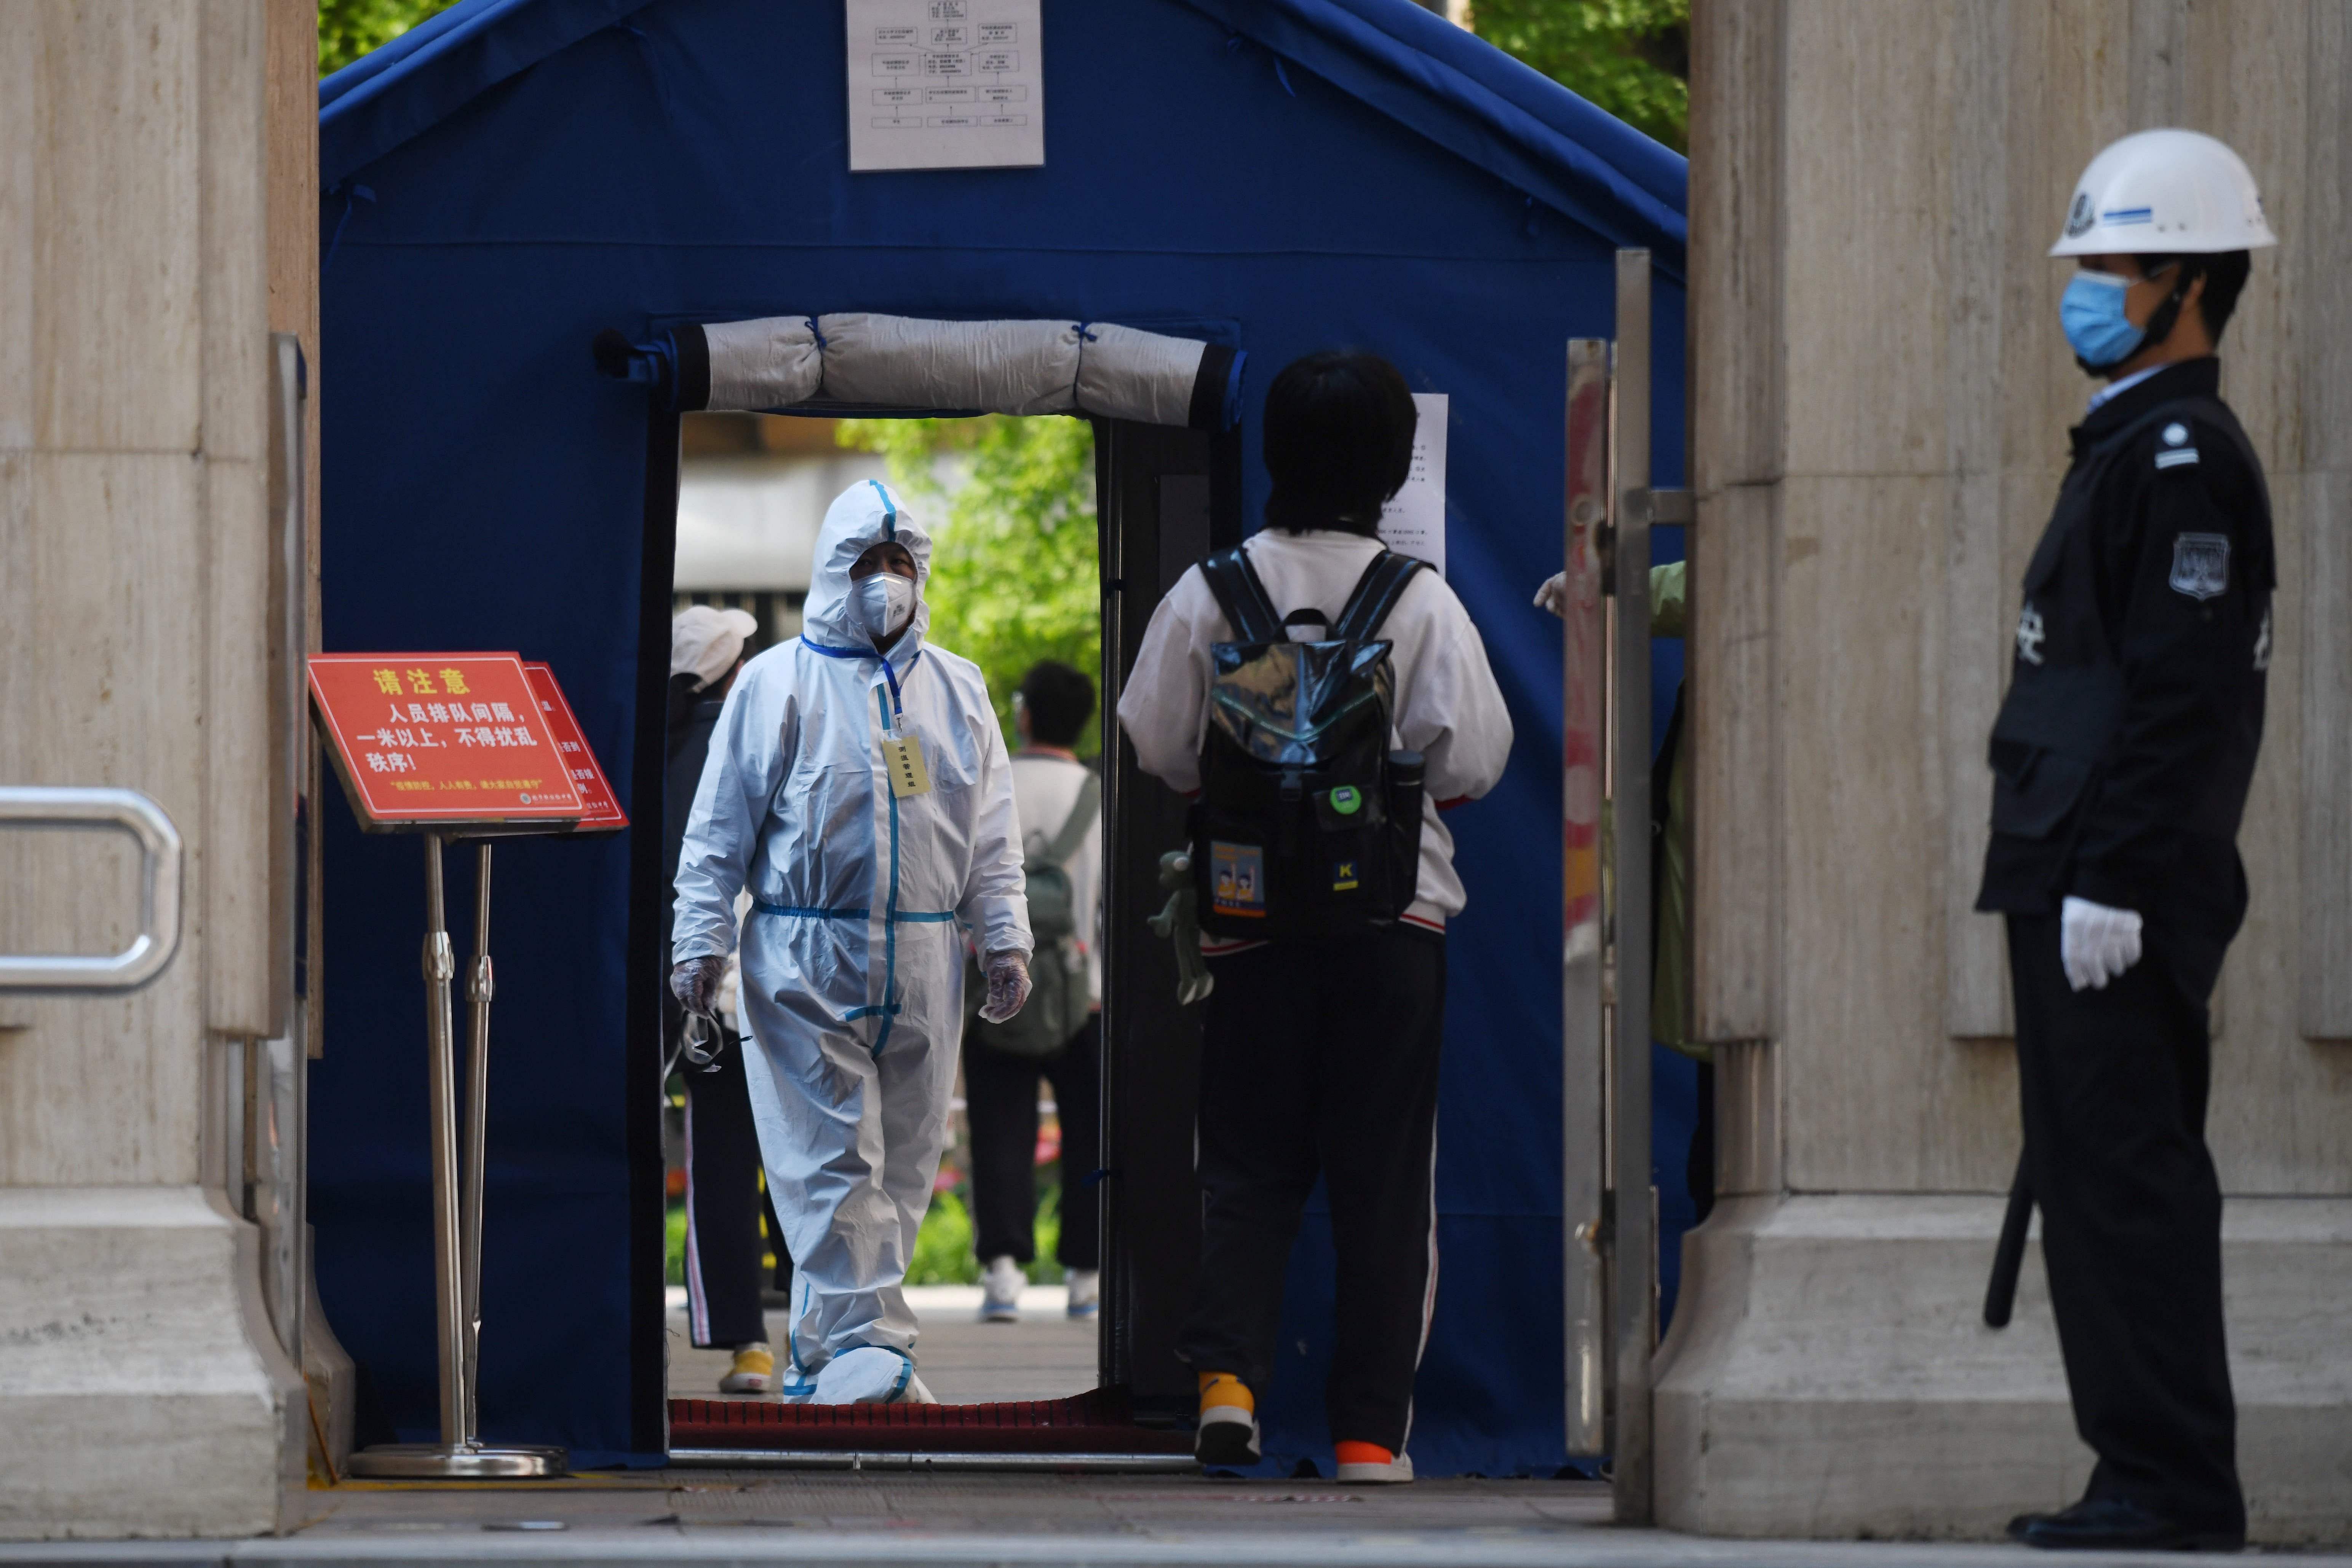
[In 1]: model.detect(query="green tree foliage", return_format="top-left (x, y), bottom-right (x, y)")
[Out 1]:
top-left (836, 416), bottom-right (1100, 755)
top-left (1472, 0), bottom-right (1690, 151)
top-left (319, 0), bottom-right (458, 75)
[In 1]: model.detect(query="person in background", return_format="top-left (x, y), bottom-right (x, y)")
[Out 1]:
top-left (965, 660), bottom-right (1104, 1324)
top-left (665, 606), bottom-right (783, 1395)
top-left (1118, 351), bottom-right (1513, 1485)
top-left (671, 480), bottom-right (1033, 1406)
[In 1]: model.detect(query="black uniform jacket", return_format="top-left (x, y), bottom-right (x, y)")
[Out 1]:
top-left (1975, 358), bottom-right (2273, 984)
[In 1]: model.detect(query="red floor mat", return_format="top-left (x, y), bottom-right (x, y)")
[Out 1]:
top-left (669, 1387), bottom-right (1192, 1453)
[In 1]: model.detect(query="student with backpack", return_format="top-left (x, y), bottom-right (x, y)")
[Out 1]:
top-left (1116, 352), bottom-right (1513, 1483)
top-left (964, 660), bottom-right (1104, 1323)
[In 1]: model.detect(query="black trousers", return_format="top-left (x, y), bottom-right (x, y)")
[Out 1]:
top-left (2006, 913), bottom-right (2243, 1533)
top-left (964, 1014), bottom-right (1102, 1270)
top-left (668, 992), bottom-right (788, 1350)
top-left (1179, 925), bottom-right (1445, 1454)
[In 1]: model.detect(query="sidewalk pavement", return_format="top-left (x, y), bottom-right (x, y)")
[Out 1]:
top-left (2, 1471), bottom-right (2343, 1568)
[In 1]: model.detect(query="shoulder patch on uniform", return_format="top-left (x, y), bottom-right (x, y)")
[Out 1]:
top-left (2170, 532), bottom-right (2231, 601)
top-left (2014, 602), bottom-right (2046, 667)
top-left (2154, 446), bottom-right (2200, 469)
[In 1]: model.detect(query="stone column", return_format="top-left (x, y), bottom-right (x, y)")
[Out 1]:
top-left (1666, 0), bottom-right (2352, 1542)
top-left (0, 1), bottom-right (314, 1538)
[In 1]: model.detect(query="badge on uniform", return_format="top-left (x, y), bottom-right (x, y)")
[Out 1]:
top-left (2169, 532), bottom-right (2231, 602)
top-left (2015, 603), bottom-right (2046, 666)
top-left (1210, 841), bottom-right (1266, 918)
top-left (880, 731), bottom-right (931, 798)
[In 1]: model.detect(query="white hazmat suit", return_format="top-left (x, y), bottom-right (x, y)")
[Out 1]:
top-left (672, 480), bottom-right (1032, 1403)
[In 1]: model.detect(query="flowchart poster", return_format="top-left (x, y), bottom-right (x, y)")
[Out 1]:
top-left (848, 0), bottom-right (1044, 171)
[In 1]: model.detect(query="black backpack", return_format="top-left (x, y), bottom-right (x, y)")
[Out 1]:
top-left (1190, 545), bottom-right (1429, 941)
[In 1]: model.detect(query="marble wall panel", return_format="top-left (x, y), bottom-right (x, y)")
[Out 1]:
top-left (0, 453), bottom-right (209, 1186)
top-left (29, 4), bottom-right (202, 455)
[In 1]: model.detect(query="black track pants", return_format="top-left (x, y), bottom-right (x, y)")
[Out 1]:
top-left (670, 991), bottom-right (786, 1351)
top-left (1178, 925), bottom-right (1445, 1455)
top-left (965, 1015), bottom-right (1102, 1270)
top-left (2006, 913), bottom-right (2243, 1533)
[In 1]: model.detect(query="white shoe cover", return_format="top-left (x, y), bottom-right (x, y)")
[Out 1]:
top-left (1065, 1268), bottom-right (1100, 1318)
top-left (811, 1344), bottom-right (922, 1405)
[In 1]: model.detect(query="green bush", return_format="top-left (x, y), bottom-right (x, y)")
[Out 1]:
top-left (1471, 0), bottom-right (1690, 151)
top-left (319, 0), bottom-right (459, 75)
top-left (908, 1188), bottom-right (981, 1285)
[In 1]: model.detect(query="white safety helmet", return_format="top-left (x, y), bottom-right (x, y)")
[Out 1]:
top-left (2050, 128), bottom-right (2277, 256)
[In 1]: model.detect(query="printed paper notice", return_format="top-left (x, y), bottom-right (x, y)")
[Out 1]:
top-left (1379, 393), bottom-right (1449, 575)
top-left (848, 0), bottom-right (1043, 172)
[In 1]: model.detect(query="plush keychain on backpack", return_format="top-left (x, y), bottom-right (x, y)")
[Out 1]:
top-left (1147, 850), bottom-right (1215, 1005)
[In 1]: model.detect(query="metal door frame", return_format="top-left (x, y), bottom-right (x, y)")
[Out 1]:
top-left (1092, 417), bottom-right (1243, 1422)
top-left (1564, 250), bottom-right (1686, 1522)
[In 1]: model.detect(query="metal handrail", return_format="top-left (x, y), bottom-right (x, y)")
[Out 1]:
top-left (0, 786), bottom-right (183, 991)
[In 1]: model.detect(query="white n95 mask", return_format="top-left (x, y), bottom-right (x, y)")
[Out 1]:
top-left (853, 573), bottom-right (917, 644)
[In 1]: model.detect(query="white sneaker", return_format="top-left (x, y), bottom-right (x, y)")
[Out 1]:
top-left (1334, 1444), bottom-right (1415, 1485)
top-left (1065, 1268), bottom-right (1100, 1319)
top-left (810, 1345), bottom-right (923, 1404)
top-left (979, 1255), bottom-right (1024, 1322)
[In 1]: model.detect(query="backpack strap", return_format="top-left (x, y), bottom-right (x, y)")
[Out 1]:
top-left (1034, 770), bottom-right (1102, 869)
top-left (1332, 549), bottom-right (1427, 642)
top-left (1199, 546), bottom-right (1284, 645)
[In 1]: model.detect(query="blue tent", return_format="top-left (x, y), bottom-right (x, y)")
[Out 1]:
top-left (313, 0), bottom-right (1687, 1474)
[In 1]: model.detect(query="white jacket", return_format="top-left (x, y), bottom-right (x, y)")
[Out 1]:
top-left (1116, 529), bottom-right (1513, 931)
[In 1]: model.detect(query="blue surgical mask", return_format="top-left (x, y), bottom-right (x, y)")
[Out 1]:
top-left (2060, 270), bottom-right (2146, 370)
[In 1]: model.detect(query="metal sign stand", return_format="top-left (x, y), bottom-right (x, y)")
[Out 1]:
top-left (1563, 249), bottom-right (1688, 1523)
top-left (347, 833), bottom-right (567, 1479)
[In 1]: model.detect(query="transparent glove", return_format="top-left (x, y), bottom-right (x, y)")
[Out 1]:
top-left (2060, 895), bottom-right (2143, 993)
top-left (670, 954), bottom-right (725, 1015)
top-left (978, 950), bottom-right (1032, 1025)
top-left (1534, 572), bottom-right (1568, 618)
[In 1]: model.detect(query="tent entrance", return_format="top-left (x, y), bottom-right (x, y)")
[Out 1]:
top-left (646, 402), bottom-right (1239, 1459)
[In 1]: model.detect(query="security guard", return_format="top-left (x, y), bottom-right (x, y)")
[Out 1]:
top-left (1978, 129), bottom-right (2276, 1552)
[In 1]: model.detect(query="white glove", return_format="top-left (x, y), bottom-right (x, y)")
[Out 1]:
top-left (1534, 572), bottom-right (1568, 618)
top-left (978, 950), bottom-right (1032, 1024)
top-left (2060, 895), bottom-right (2143, 992)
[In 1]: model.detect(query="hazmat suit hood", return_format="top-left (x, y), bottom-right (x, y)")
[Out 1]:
top-left (803, 479), bottom-right (932, 671)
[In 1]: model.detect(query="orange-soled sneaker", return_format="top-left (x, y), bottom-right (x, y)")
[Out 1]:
top-left (1194, 1372), bottom-right (1260, 1467)
top-left (1334, 1440), bottom-right (1414, 1485)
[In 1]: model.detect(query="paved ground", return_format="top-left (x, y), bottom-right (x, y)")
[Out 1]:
top-left (11, 1293), bottom-right (2334, 1565)
top-left (5, 1463), bottom-right (2347, 1566)
top-left (667, 1284), bottom-right (1100, 1405)
top-left (19, 1470), bottom-right (2351, 1567)
top-left (6, 1474), bottom-right (2345, 1568)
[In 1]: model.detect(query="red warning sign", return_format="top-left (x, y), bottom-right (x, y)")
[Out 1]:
top-left (524, 663), bottom-right (627, 833)
top-left (309, 653), bottom-right (583, 830)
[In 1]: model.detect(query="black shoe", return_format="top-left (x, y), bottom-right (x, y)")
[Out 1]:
top-left (2010, 1496), bottom-right (2244, 1552)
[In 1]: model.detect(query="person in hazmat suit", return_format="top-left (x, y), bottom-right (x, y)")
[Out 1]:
top-left (671, 478), bottom-right (1034, 1405)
